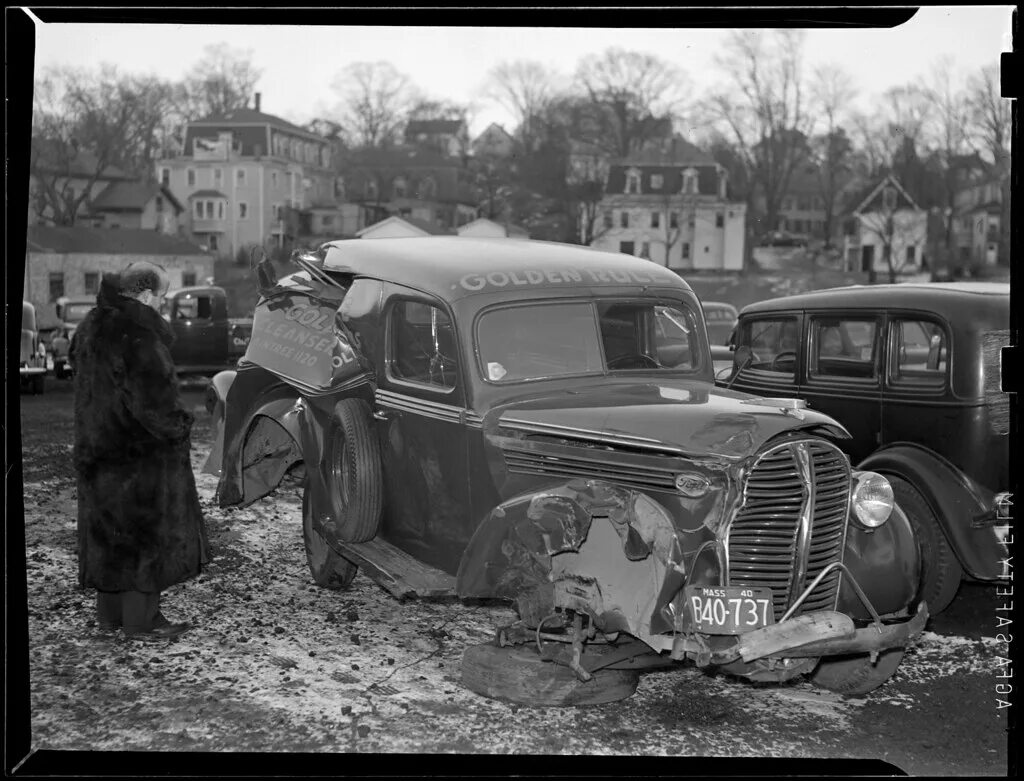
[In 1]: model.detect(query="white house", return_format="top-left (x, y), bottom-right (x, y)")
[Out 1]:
top-left (456, 218), bottom-right (529, 239)
top-left (356, 215), bottom-right (455, 239)
top-left (590, 137), bottom-right (747, 272)
top-left (841, 174), bottom-right (927, 277)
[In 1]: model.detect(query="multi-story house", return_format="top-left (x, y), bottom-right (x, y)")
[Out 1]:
top-left (590, 138), bottom-right (747, 271)
top-left (342, 146), bottom-right (479, 231)
top-left (403, 118), bottom-right (470, 158)
top-left (951, 161), bottom-right (1009, 267)
top-left (155, 95), bottom-right (344, 257)
top-left (840, 174), bottom-right (926, 277)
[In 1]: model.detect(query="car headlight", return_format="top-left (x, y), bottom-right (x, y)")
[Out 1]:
top-left (850, 471), bottom-right (894, 529)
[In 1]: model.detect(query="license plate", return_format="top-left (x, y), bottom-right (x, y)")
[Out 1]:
top-left (684, 586), bottom-right (774, 634)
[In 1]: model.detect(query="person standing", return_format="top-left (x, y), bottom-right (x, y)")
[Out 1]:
top-left (50, 328), bottom-right (70, 379)
top-left (71, 262), bottom-right (208, 641)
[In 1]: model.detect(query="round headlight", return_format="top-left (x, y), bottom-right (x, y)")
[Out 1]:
top-left (851, 471), bottom-right (894, 528)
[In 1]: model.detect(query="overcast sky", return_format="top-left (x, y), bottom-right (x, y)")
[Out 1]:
top-left (30, 7), bottom-right (1014, 138)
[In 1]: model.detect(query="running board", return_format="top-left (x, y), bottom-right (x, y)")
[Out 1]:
top-left (335, 537), bottom-right (457, 599)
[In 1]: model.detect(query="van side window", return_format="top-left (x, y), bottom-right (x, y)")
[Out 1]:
top-left (810, 317), bottom-right (878, 380)
top-left (735, 317), bottom-right (799, 378)
top-left (891, 319), bottom-right (947, 387)
top-left (390, 300), bottom-right (457, 389)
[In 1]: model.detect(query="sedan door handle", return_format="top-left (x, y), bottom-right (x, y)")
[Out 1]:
top-left (372, 408), bottom-right (393, 421)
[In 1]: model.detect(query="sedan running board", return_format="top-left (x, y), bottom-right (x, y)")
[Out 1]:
top-left (336, 537), bottom-right (457, 600)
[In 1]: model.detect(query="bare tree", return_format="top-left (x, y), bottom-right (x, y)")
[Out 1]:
top-left (31, 65), bottom-right (176, 225)
top-left (574, 48), bottom-right (687, 158)
top-left (704, 30), bottom-right (814, 267)
top-left (923, 56), bottom-right (975, 256)
top-left (328, 61), bottom-right (415, 148)
top-left (481, 60), bottom-right (561, 150)
top-left (809, 64), bottom-right (857, 248)
top-left (651, 195), bottom-right (684, 267)
top-left (176, 43), bottom-right (262, 120)
top-left (967, 61), bottom-right (1011, 266)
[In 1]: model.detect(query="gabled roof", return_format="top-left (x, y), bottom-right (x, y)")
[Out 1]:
top-left (456, 217), bottom-right (530, 238)
top-left (189, 189), bottom-right (229, 199)
top-left (473, 123), bottom-right (514, 142)
top-left (190, 108), bottom-right (321, 140)
top-left (405, 119), bottom-right (466, 138)
top-left (26, 225), bottom-right (208, 255)
top-left (90, 181), bottom-right (183, 213)
top-left (619, 136), bottom-right (714, 166)
top-left (32, 140), bottom-right (130, 181)
top-left (356, 215), bottom-right (455, 238)
top-left (845, 174), bottom-right (920, 215)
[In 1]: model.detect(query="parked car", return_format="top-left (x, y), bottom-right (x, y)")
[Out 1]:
top-left (721, 282), bottom-right (1011, 614)
top-left (204, 238), bottom-right (926, 704)
top-left (54, 295), bottom-right (96, 342)
top-left (758, 231), bottom-right (807, 248)
top-left (20, 301), bottom-right (48, 394)
top-left (161, 286), bottom-right (251, 376)
top-left (701, 301), bottom-right (738, 346)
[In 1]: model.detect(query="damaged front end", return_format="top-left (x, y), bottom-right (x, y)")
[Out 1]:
top-left (456, 435), bottom-right (926, 686)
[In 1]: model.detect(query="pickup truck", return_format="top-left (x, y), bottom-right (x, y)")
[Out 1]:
top-left (163, 285), bottom-right (252, 376)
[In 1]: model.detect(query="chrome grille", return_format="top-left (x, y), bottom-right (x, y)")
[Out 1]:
top-left (726, 439), bottom-right (850, 620)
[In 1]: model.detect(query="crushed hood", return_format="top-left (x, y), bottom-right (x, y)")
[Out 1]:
top-left (489, 379), bottom-right (849, 461)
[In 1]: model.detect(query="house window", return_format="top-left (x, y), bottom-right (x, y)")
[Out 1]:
top-left (604, 210), bottom-right (613, 229)
top-left (682, 243), bottom-right (690, 259)
top-left (366, 179), bottom-right (378, 199)
top-left (271, 171), bottom-right (278, 187)
top-left (182, 271), bottom-right (198, 287)
top-left (650, 174), bottom-right (664, 189)
top-left (238, 202), bottom-right (248, 219)
top-left (683, 170), bottom-right (698, 194)
top-left (619, 241), bottom-right (635, 255)
top-left (715, 212), bottom-right (724, 228)
top-left (620, 212), bottom-right (630, 229)
top-left (84, 272), bottom-right (99, 295)
top-left (49, 272), bottom-right (65, 302)
top-left (213, 168), bottom-right (223, 187)
top-left (640, 241), bottom-right (651, 259)
top-left (419, 177), bottom-right (437, 199)
top-left (208, 235), bottom-right (218, 252)
top-left (193, 200), bottom-right (203, 219)
top-left (906, 245), bottom-right (916, 264)
top-left (217, 201), bottom-right (225, 220)
top-left (669, 212), bottom-right (679, 229)
top-left (160, 168), bottom-right (170, 187)
top-left (883, 186), bottom-right (897, 211)
top-left (155, 196), bottom-right (164, 212)
top-left (394, 177), bottom-right (408, 198)
top-left (237, 168), bottom-right (247, 186)
top-left (651, 211), bottom-right (661, 229)
top-left (322, 215), bottom-right (334, 227)
top-left (626, 171), bottom-right (641, 194)
top-left (187, 169), bottom-right (196, 187)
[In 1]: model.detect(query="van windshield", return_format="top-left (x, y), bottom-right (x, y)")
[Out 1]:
top-left (476, 299), bottom-right (703, 383)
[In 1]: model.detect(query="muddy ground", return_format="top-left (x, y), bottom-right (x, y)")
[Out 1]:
top-left (11, 380), bottom-right (1014, 775)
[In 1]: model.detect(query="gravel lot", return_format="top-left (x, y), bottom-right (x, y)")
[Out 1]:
top-left (12, 380), bottom-right (1013, 774)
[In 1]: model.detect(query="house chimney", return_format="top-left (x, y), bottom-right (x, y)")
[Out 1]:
top-left (254, 92), bottom-right (261, 112)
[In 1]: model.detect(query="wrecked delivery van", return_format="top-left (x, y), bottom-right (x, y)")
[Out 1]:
top-left (205, 237), bottom-right (926, 704)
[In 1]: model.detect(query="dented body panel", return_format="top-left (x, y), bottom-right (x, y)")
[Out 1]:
top-left (208, 238), bottom-right (925, 687)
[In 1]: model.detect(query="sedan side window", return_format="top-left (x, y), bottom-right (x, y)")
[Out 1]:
top-left (390, 300), bottom-right (458, 390)
top-left (891, 319), bottom-right (947, 387)
top-left (734, 317), bottom-right (799, 378)
top-left (810, 317), bottom-right (878, 380)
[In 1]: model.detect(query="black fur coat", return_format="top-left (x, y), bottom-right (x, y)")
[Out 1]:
top-left (71, 274), bottom-right (208, 593)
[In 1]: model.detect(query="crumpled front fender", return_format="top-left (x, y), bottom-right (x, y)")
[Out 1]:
top-left (456, 479), bottom-right (692, 646)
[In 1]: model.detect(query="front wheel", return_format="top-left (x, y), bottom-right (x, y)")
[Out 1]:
top-left (809, 648), bottom-right (905, 697)
top-left (888, 475), bottom-right (962, 614)
top-left (302, 482), bottom-right (358, 589)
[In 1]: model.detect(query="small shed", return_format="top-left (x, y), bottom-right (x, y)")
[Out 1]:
top-left (356, 215), bottom-right (455, 239)
top-left (455, 218), bottom-right (530, 240)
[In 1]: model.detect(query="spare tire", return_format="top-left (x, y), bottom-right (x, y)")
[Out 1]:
top-left (461, 643), bottom-right (640, 707)
top-left (323, 397), bottom-right (383, 543)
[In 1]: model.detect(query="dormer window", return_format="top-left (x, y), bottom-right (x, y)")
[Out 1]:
top-left (418, 176), bottom-right (436, 199)
top-left (682, 168), bottom-right (698, 195)
top-left (365, 179), bottom-right (378, 200)
top-left (393, 176), bottom-right (408, 199)
top-left (625, 169), bottom-right (641, 194)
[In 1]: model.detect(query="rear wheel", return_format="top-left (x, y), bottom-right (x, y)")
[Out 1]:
top-left (461, 642), bottom-right (640, 706)
top-left (323, 398), bottom-right (382, 543)
top-left (810, 648), bottom-right (905, 697)
top-left (302, 483), bottom-right (357, 589)
top-left (888, 475), bottom-right (961, 614)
